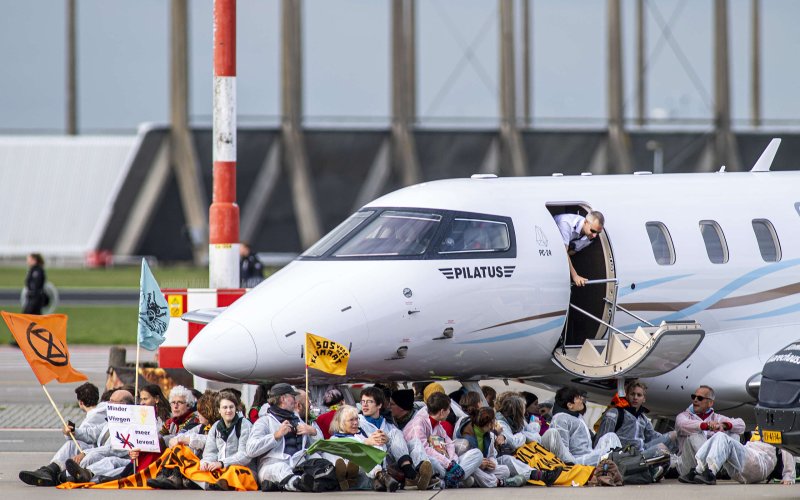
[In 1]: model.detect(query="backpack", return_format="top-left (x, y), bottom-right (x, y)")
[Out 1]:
top-left (588, 458), bottom-right (624, 486)
top-left (608, 445), bottom-right (652, 485)
top-left (291, 458), bottom-right (340, 493)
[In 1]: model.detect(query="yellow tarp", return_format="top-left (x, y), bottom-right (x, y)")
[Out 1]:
top-left (514, 441), bottom-right (595, 486)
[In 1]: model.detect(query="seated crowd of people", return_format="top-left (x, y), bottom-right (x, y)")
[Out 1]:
top-left (18, 378), bottom-right (796, 491)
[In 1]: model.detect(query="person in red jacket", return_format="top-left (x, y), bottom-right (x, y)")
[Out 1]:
top-left (313, 388), bottom-right (345, 439)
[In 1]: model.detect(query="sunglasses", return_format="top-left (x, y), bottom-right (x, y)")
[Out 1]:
top-left (690, 394), bottom-right (710, 402)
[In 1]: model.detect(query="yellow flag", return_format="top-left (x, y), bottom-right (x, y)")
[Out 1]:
top-left (306, 332), bottom-right (349, 376)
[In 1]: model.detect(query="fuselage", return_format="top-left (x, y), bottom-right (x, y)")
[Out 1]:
top-left (184, 171), bottom-right (800, 417)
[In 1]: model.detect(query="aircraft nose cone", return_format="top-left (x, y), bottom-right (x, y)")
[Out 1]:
top-left (183, 319), bottom-right (257, 381)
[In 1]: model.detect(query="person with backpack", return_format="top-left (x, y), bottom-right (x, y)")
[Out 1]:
top-left (245, 384), bottom-right (321, 492)
top-left (196, 392), bottom-right (253, 490)
top-left (540, 386), bottom-right (621, 466)
top-left (596, 380), bottom-right (675, 460)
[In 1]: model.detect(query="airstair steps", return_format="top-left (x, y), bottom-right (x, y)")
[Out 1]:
top-left (553, 320), bottom-right (705, 380)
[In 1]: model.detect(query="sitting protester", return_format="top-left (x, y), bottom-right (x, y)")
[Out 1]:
top-left (198, 391), bottom-right (254, 491)
top-left (388, 389), bottom-right (417, 431)
top-left (492, 393), bottom-right (561, 486)
top-left (596, 380), bottom-right (675, 459)
top-left (481, 386), bottom-right (497, 410)
top-left (59, 390), bottom-right (158, 485)
top-left (675, 385), bottom-right (745, 482)
top-left (422, 383), bottom-right (465, 438)
top-left (19, 382), bottom-right (105, 487)
top-left (248, 384), bottom-right (272, 423)
top-left (541, 386), bottom-right (621, 466)
top-left (169, 390), bottom-right (219, 453)
top-left (454, 405), bottom-right (519, 487)
top-left (160, 385), bottom-right (201, 446)
top-left (314, 388), bottom-right (345, 440)
top-left (404, 392), bottom-right (483, 488)
top-left (138, 384), bottom-right (170, 427)
top-left (495, 392), bottom-right (540, 450)
top-left (359, 387), bottom-right (433, 490)
top-left (246, 383), bottom-right (321, 492)
top-left (683, 429), bottom-right (796, 485)
top-left (324, 405), bottom-right (400, 492)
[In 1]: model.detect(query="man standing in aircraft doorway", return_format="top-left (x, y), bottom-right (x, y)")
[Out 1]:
top-left (553, 211), bottom-right (605, 287)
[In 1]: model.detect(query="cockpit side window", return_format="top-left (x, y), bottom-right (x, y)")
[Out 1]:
top-left (438, 218), bottom-right (510, 254)
top-left (302, 210), bottom-right (374, 257)
top-left (333, 211), bottom-right (441, 257)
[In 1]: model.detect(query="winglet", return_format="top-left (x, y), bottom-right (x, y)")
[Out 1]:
top-left (182, 307), bottom-right (226, 325)
top-left (751, 138), bottom-right (781, 172)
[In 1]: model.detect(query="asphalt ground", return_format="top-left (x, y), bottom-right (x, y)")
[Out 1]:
top-left (0, 345), bottom-right (797, 498)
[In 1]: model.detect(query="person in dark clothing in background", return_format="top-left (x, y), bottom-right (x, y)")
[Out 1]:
top-left (11, 253), bottom-right (47, 347)
top-left (240, 243), bottom-right (264, 288)
top-left (23, 253), bottom-right (46, 314)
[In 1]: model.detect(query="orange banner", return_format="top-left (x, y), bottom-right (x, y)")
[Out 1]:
top-left (1, 312), bottom-right (86, 385)
top-left (58, 444), bottom-right (258, 491)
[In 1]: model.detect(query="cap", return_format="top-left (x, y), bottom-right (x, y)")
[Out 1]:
top-left (269, 383), bottom-right (299, 398)
top-left (390, 389), bottom-right (414, 412)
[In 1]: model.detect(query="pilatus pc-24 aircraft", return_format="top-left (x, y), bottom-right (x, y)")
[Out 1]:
top-left (184, 139), bottom-right (798, 418)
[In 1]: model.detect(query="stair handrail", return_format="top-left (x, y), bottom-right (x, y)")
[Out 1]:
top-left (603, 298), bottom-right (656, 327)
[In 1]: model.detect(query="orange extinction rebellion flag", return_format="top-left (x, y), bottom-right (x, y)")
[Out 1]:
top-left (305, 332), bottom-right (350, 376)
top-left (1, 312), bottom-right (87, 385)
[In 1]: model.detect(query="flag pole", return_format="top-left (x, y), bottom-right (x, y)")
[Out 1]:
top-left (303, 335), bottom-right (309, 423)
top-left (134, 343), bottom-right (140, 402)
top-left (41, 384), bottom-right (83, 454)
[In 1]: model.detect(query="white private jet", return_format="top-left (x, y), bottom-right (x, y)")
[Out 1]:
top-left (184, 139), bottom-right (798, 419)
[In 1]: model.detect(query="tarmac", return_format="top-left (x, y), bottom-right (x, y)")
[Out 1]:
top-left (0, 345), bottom-right (797, 499)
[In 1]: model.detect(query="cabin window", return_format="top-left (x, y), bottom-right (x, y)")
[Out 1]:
top-left (645, 222), bottom-right (675, 265)
top-left (699, 220), bottom-right (729, 264)
top-left (333, 211), bottom-right (441, 257)
top-left (438, 218), bottom-right (511, 254)
top-left (302, 210), bottom-right (374, 257)
top-left (752, 219), bottom-right (781, 262)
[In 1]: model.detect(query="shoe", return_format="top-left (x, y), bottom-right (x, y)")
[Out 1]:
top-left (694, 468), bottom-right (716, 485)
top-left (461, 476), bottom-right (475, 488)
top-left (19, 463), bottom-right (60, 487)
top-left (335, 459), bottom-right (350, 491)
top-left (651, 464), bottom-right (667, 483)
top-left (539, 466), bottom-right (562, 486)
top-left (415, 461), bottom-right (433, 491)
top-left (260, 480), bottom-right (279, 492)
top-left (377, 470), bottom-right (400, 492)
top-left (504, 474), bottom-right (527, 487)
top-left (208, 479), bottom-right (229, 491)
top-left (346, 460), bottom-right (360, 489)
top-left (65, 459), bottom-right (93, 483)
top-left (678, 469), bottom-right (697, 484)
top-left (182, 476), bottom-right (202, 489)
top-left (146, 467), bottom-right (183, 490)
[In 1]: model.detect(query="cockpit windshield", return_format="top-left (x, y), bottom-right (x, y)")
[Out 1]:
top-left (333, 211), bottom-right (442, 257)
top-left (302, 210), bottom-right (374, 257)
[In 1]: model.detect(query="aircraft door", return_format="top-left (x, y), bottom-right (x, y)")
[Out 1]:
top-left (547, 204), bottom-right (617, 347)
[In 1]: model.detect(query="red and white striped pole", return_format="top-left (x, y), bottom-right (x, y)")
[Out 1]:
top-left (210, 0), bottom-right (239, 289)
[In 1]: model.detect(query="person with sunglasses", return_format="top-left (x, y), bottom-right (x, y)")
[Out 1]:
top-left (675, 385), bottom-right (745, 483)
top-left (553, 211), bottom-right (605, 287)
